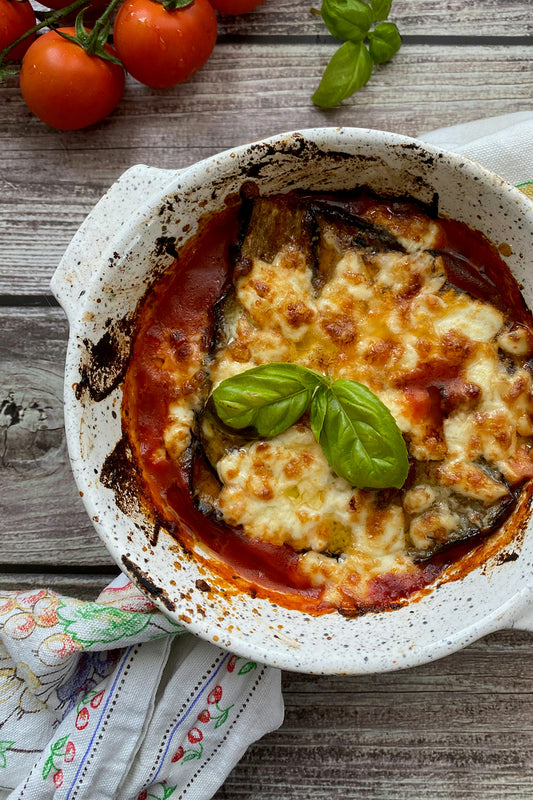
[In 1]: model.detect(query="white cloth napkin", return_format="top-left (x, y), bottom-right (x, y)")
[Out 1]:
top-left (420, 109), bottom-right (533, 187)
top-left (0, 577), bottom-right (283, 799)
top-left (1, 111), bottom-right (532, 800)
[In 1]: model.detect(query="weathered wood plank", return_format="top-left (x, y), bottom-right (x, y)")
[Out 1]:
top-left (0, 307), bottom-right (113, 565)
top-left (214, 0), bottom-right (533, 37)
top-left (214, 629), bottom-right (533, 799)
top-left (30, 0), bottom-right (533, 38)
top-left (1, 42), bottom-right (532, 294)
top-left (0, 572), bottom-right (117, 599)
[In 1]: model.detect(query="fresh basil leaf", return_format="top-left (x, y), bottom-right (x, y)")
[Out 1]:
top-left (312, 40), bottom-right (373, 108)
top-left (368, 21), bottom-right (402, 63)
top-left (211, 363), bottom-right (324, 438)
top-left (309, 379), bottom-right (409, 489)
top-left (368, 0), bottom-right (392, 21)
top-left (320, 0), bottom-right (373, 42)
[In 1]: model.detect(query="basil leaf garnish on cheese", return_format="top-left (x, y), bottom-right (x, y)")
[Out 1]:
top-left (309, 378), bottom-right (409, 489)
top-left (210, 363), bottom-right (408, 489)
top-left (211, 362), bottom-right (323, 438)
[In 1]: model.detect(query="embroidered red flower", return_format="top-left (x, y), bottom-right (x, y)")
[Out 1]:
top-left (90, 690), bottom-right (105, 708)
top-left (197, 709), bottom-right (210, 723)
top-left (227, 655), bottom-right (238, 673)
top-left (171, 746), bottom-right (184, 762)
top-left (187, 727), bottom-right (203, 744)
top-left (138, 791), bottom-right (148, 800)
top-left (64, 741), bottom-right (76, 763)
top-left (53, 769), bottom-right (63, 788)
top-left (75, 707), bottom-right (90, 730)
top-left (207, 685), bottom-right (223, 704)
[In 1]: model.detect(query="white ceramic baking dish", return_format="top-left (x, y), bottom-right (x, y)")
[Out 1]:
top-left (51, 128), bottom-right (533, 674)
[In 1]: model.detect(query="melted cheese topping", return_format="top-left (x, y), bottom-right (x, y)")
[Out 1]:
top-left (160, 196), bottom-right (533, 609)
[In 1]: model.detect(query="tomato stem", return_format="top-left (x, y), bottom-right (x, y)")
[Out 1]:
top-left (53, 0), bottom-right (124, 66)
top-left (0, 0), bottom-right (89, 67)
top-left (159, 0), bottom-right (196, 9)
top-left (86, 0), bottom-right (123, 51)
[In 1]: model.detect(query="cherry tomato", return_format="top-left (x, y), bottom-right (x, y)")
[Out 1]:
top-left (208, 0), bottom-right (263, 13)
top-left (19, 28), bottom-right (125, 130)
top-left (113, 0), bottom-right (218, 89)
top-left (0, 0), bottom-right (36, 60)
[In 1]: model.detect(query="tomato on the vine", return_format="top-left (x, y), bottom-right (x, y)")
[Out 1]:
top-left (0, 0), bottom-right (36, 60)
top-left (113, 0), bottom-right (218, 89)
top-left (208, 0), bottom-right (263, 13)
top-left (19, 27), bottom-right (125, 130)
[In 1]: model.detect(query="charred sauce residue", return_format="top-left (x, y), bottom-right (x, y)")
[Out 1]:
top-left (76, 315), bottom-right (135, 403)
top-left (121, 555), bottom-right (175, 611)
top-left (101, 433), bottom-right (168, 550)
top-left (116, 189), bottom-right (532, 615)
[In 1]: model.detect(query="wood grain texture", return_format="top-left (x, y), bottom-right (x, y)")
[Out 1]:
top-left (214, 0), bottom-right (533, 37)
top-left (30, 0), bottom-right (533, 38)
top-left (0, 572), bottom-right (117, 599)
top-left (0, 307), bottom-right (114, 565)
top-left (1, 42), bottom-right (532, 294)
top-left (214, 629), bottom-right (533, 799)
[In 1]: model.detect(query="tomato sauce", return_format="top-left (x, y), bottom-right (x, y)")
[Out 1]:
top-left (123, 202), bottom-right (324, 606)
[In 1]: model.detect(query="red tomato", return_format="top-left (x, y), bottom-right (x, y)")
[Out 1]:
top-left (113, 0), bottom-right (217, 89)
top-left (208, 0), bottom-right (263, 13)
top-left (19, 28), bottom-right (125, 130)
top-left (0, 0), bottom-right (36, 60)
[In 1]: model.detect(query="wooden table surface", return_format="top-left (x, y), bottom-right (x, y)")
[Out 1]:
top-left (1, 1), bottom-right (533, 797)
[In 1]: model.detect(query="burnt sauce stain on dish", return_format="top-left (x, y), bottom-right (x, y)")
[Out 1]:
top-left (121, 555), bottom-right (176, 611)
top-left (75, 229), bottom-right (186, 406)
top-left (154, 235), bottom-right (180, 260)
top-left (243, 135), bottom-right (379, 180)
top-left (76, 315), bottom-right (135, 403)
top-left (241, 136), bottom-right (437, 205)
top-left (100, 433), bottom-right (162, 548)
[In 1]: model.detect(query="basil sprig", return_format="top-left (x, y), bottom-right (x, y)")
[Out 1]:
top-left (312, 0), bottom-right (402, 108)
top-left (210, 363), bottom-right (409, 489)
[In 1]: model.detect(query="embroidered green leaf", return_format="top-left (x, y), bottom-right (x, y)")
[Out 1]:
top-left (162, 786), bottom-right (177, 799)
top-left (0, 741), bottom-right (14, 769)
top-left (237, 661), bottom-right (257, 675)
top-left (214, 706), bottom-right (233, 729)
top-left (51, 735), bottom-right (70, 756)
top-left (182, 750), bottom-right (202, 762)
top-left (42, 755), bottom-right (55, 781)
top-left (57, 602), bottom-right (151, 646)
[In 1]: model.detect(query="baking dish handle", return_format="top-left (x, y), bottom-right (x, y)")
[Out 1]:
top-left (50, 164), bottom-right (178, 322)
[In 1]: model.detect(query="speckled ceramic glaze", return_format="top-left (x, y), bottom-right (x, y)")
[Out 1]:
top-left (51, 128), bottom-right (533, 674)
